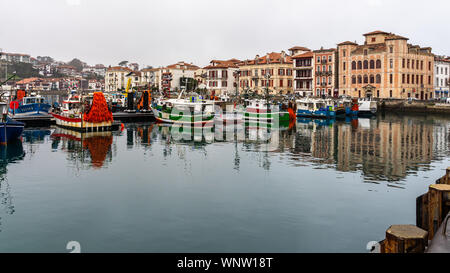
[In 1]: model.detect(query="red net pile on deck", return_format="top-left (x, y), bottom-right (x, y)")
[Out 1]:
top-left (83, 92), bottom-right (113, 123)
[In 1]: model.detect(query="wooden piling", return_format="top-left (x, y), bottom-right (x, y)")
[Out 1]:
top-left (427, 184), bottom-right (450, 240)
top-left (380, 225), bottom-right (428, 253)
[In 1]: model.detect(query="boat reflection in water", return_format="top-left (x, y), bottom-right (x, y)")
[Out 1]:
top-left (0, 140), bottom-right (25, 232)
top-left (50, 128), bottom-right (114, 169)
top-left (147, 113), bottom-right (449, 184)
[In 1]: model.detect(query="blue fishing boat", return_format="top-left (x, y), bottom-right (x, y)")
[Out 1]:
top-left (295, 98), bottom-right (335, 119)
top-left (0, 102), bottom-right (25, 144)
top-left (9, 94), bottom-right (51, 117)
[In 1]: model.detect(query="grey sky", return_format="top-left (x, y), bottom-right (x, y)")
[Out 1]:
top-left (1, 0), bottom-right (448, 68)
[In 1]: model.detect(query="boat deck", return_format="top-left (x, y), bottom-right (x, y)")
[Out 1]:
top-left (12, 111), bottom-right (155, 127)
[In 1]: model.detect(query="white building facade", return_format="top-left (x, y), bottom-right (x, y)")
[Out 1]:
top-left (434, 56), bottom-right (450, 98)
top-left (204, 60), bottom-right (240, 95)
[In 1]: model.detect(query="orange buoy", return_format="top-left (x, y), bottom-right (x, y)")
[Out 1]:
top-left (120, 123), bottom-right (125, 131)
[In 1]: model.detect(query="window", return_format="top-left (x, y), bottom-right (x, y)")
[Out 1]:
top-left (389, 46), bottom-right (393, 53)
top-left (288, 80), bottom-right (292, 87)
top-left (352, 61), bottom-right (356, 70)
top-left (317, 66), bottom-right (320, 72)
top-left (317, 78), bottom-right (320, 84)
top-left (364, 49), bottom-right (368, 55)
top-left (377, 90), bottom-right (380, 97)
top-left (363, 60), bottom-right (368, 69)
top-left (328, 56), bottom-right (332, 62)
top-left (343, 62), bottom-right (346, 71)
top-left (420, 61), bottom-right (423, 70)
top-left (222, 81), bottom-right (227, 87)
top-left (371, 37), bottom-right (376, 42)
top-left (369, 75), bottom-right (374, 84)
top-left (390, 59), bottom-right (393, 69)
top-left (328, 65), bottom-right (332, 71)
top-left (407, 74), bottom-right (410, 84)
top-left (370, 60), bottom-right (375, 69)
top-left (428, 75), bottom-right (431, 84)
top-left (376, 60), bottom-right (381, 69)
top-left (329, 77), bottom-right (332, 84)
top-left (390, 90), bottom-right (393, 97)
top-left (352, 76), bottom-right (356, 84)
top-left (429, 62), bottom-right (432, 70)
top-left (402, 74), bottom-right (405, 84)
top-left (364, 75), bottom-right (368, 84)
top-left (279, 79), bottom-right (283, 87)
top-left (343, 49), bottom-right (346, 57)
top-left (412, 60), bottom-right (414, 69)
top-left (322, 65), bottom-right (326, 71)
top-left (390, 74), bottom-right (393, 84)
top-left (358, 61), bottom-right (362, 69)
top-left (402, 59), bottom-right (405, 68)
top-left (358, 75), bottom-right (362, 84)
top-left (376, 74), bottom-right (381, 84)
top-left (407, 59), bottom-right (410, 69)
top-left (317, 57), bottom-right (321, 63)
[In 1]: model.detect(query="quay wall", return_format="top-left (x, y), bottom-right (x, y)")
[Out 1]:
top-left (379, 99), bottom-right (450, 114)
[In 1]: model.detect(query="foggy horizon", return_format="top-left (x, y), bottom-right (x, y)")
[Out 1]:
top-left (1, 0), bottom-right (449, 68)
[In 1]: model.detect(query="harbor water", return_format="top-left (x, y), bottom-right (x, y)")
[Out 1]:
top-left (0, 113), bottom-right (449, 252)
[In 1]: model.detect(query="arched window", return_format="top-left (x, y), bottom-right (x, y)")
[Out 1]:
top-left (376, 74), bottom-right (381, 83)
top-left (364, 75), bottom-right (368, 84)
top-left (352, 61), bottom-right (356, 70)
top-left (376, 59), bottom-right (381, 69)
top-left (370, 60), bottom-right (375, 69)
top-left (370, 75), bottom-right (375, 84)
top-left (357, 61), bottom-right (362, 70)
top-left (357, 75), bottom-right (362, 84)
top-left (363, 60), bottom-right (368, 69)
top-left (352, 76), bottom-right (356, 84)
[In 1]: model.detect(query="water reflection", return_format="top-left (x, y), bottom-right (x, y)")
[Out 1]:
top-left (50, 128), bottom-right (114, 170)
top-left (41, 113), bottom-right (450, 183)
top-left (145, 114), bottom-right (450, 183)
top-left (0, 140), bottom-right (25, 232)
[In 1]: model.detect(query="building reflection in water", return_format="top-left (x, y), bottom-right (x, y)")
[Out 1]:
top-left (149, 114), bottom-right (450, 183)
top-left (0, 140), bottom-right (25, 232)
top-left (50, 128), bottom-right (114, 170)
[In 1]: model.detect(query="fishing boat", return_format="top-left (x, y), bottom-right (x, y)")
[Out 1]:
top-left (151, 91), bottom-right (215, 125)
top-left (325, 98), bottom-right (344, 118)
top-left (214, 103), bottom-right (244, 125)
top-left (51, 91), bottom-right (116, 132)
top-left (243, 99), bottom-right (290, 126)
top-left (0, 101), bottom-right (25, 144)
top-left (358, 98), bottom-right (377, 116)
top-left (339, 97), bottom-right (359, 117)
top-left (9, 91), bottom-right (51, 117)
top-left (295, 98), bottom-right (335, 119)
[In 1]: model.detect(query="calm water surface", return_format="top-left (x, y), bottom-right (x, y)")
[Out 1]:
top-left (0, 113), bottom-right (449, 252)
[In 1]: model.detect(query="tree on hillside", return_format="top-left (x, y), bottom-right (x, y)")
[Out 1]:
top-left (68, 58), bottom-right (84, 72)
top-left (118, 61), bottom-right (129, 67)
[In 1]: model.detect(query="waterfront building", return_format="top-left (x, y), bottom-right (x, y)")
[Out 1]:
top-left (0, 52), bottom-right (31, 63)
top-left (313, 48), bottom-right (338, 97)
top-left (434, 56), bottom-right (450, 98)
top-left (160, 61), bottom-right (200, 91)
top-left (237, 52), bottom-right (293, 95)
top-left (105, 66), bottom-right (132, 92)
top-left (292, 50), bottom-right (314, 97)
top-left (203, 59), bottom-right (240, 96)
top-left (140, 67), bottom-right (161, 89)
top-left (337, 31), bottom-right (435, 99)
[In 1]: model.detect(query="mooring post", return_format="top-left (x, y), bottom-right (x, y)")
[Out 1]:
top-left (427, 184), bottom-right (450, 240)
top-left (380, 225), bottom-right (428, 253)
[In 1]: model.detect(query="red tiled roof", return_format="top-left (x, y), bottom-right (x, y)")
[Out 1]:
top-left (385, 34), bottom-right (409, 41)
top-left (166, 62), bottom-right (200, 70)
top-left (338, 41), bottom-right (358, 46)
top-left (204, 59), bottom-right (241, 69)
top-left (289, 46), bottom-right (311, 52)
top-left (363, 30), bottom-right (390, 36)
top-left (107, 66), bottom-right (133, 72)
top-left (16, 77), bottom-right (41, 84)
top-left (292, 51), bottom-right (314, 59)
top-left (239, 52), bottom-right (292, 65)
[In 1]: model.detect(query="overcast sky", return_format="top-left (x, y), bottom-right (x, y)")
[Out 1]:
top-left (1, 0), bottom-right (448, 68)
